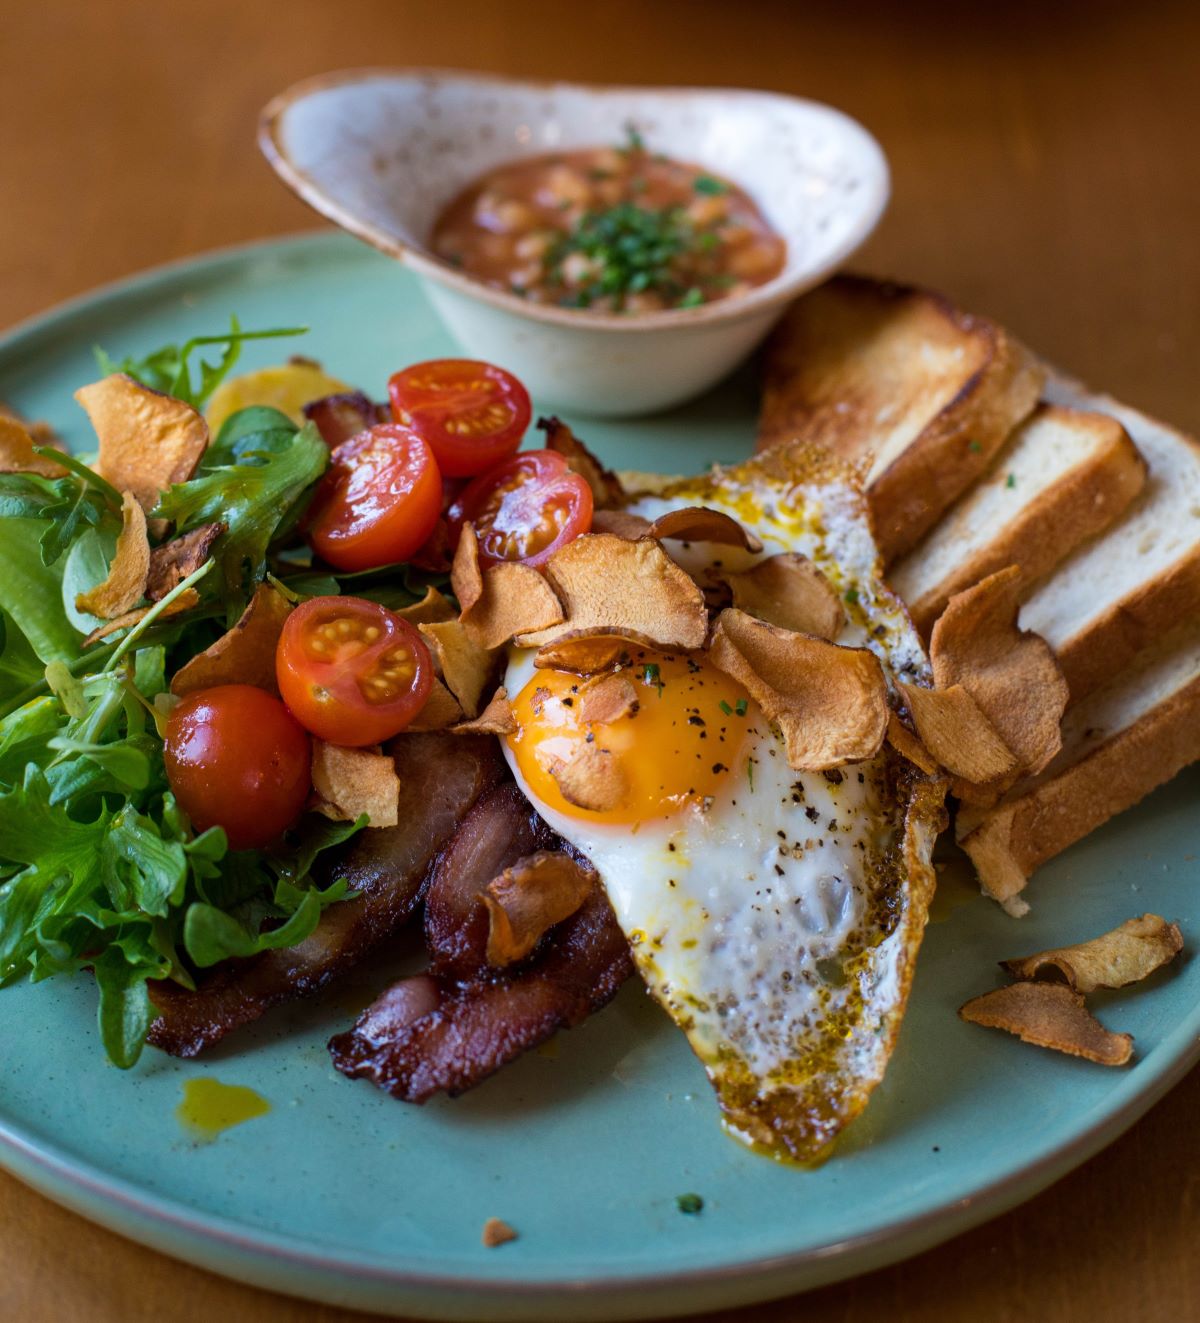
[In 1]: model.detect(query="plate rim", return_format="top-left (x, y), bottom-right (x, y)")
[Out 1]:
top-left (0, 232), bottom-right (1197, 1318)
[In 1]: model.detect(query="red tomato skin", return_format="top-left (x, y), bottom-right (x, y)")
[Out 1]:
top-left (164, 685), bottom-right (312, 851)
top-left (388, 359), bottom-right (531, 478)
top-left (307, 424), bottom-right (442, 572)
top-left (454, 449), bottom-right (593, 568)
top-left (275, 596), bottom-right (434, 746)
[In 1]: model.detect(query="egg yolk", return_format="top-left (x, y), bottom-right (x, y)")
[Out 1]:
top-left (507, 648), bottom-right (754, 824)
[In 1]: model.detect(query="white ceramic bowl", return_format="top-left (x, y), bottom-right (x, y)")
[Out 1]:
top-left (260, 69), bottom-right (889, 417)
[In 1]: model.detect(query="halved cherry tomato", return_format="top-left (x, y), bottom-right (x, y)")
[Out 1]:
top-left (451, 449), bottom-right (593, 568)
top-left (164, 684), bottom-right (312, 851)
top-left (388, 359), bottom-right (531, 478)
top-left (276, 596), bottom-right (433, 746)
top-left (307, 423), bottom-right (442, 572)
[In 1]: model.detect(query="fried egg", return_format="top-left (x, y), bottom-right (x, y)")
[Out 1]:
top-left (502, 447), bottom-right (944, 1162)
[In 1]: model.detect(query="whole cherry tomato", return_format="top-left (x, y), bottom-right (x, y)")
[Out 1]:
top-left (452, 449), bottom-right (593, 568)
top-left (306, 423), bottom-right (442, 572)
top-left (163, 684), bottom-right (312, 850)
top-left (388, 359), bottom-right (531, 478)
top-left (276, 596), bottom-right (434, 746)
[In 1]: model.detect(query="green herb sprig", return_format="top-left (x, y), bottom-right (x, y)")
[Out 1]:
top-left (95, 317), bottom-right (307, 410)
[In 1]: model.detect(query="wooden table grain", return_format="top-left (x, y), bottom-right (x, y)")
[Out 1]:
top-left (2, 2), bottom-right (1198, 1320)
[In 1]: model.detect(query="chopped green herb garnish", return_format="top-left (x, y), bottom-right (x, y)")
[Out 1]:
top-left (844, 587), bottom-right (860, 605)
top-left (548, 202), bottom-right (697, 310)
top-left (735, 697), bottom-right (748, 716)
top-left (630, 177), bottom-right (648, 195)
top-left (1006, 473), bottom-right (1016, 489)
top-left (968, 440), bottom-right (983, 453)
top-left (696, 231), bottom-right (721, 253)
top-left (693, 174), bottom-right (728, 196)
top-left (677, 287), bottom-right (705, 309)
top-left (676, 1193), bottom-right (704, 1215)
top-left (642, 663), bottom-right (663, 697)
top-left (588, 168), bottom-right (613, 181)
top-left (747, 759), bottom-right (755, 790)
top-left (719, 699), bottom-right (733, 716)
top-left (622, 122), bottom-right (645, 153)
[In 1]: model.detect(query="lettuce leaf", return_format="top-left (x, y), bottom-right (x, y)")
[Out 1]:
top-left (154, 414), bottom-right (328, 615)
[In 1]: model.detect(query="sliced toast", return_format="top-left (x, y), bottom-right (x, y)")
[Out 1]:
top-left (1017, 374), bottom-right (1200, 701)
top-left (757, 275), bottom-right (1044, 562)
top-left (956, 619), bottom-right (1200, 915)
top-left (891, 403), bottom-right (1147, 635)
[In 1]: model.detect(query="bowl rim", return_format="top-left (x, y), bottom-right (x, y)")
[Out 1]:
top-left (258, 66), bottom-right (890, 335)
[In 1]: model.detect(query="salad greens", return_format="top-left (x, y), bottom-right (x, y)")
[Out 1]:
top-left (0, 322), bottom-right (420, 1067)
top-left (94, 315), bottom-right (307, 411)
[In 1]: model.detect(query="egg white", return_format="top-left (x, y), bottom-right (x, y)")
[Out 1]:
top-left (503, 459), bottom-right (941, 1161)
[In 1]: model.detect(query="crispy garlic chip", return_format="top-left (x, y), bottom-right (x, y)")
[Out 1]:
top-left (515, 534), bottom-right (707, 650)
top-left (538, 415), bottom-right (624, 507)
top-left (897, 680), bottom-right (1018, 792)
top-left (959, 982), bottom-right (1133, 1066)
top-left (644, 505), bottom-right (764, 553)
top-left (590, 509), bottom-right (652, 540)
top-left (451, 687), bottom-right (517, 736)
top-left (450, 522), bottom-right (484, 614)
top-left (408, 677), bottom-right (464, 731)
top-left (83, 589), bottom-right (200, 647)
top-left (75, 373), bottom-right (209, 513)
top-left (0, 414), bottom-right (67, 477)
top-left (719, 553), bottom-right (845, 641)
top-left (482, 850), bottom-right (598, 966)
top-left (549, 744), bottom-right (627, 812)
top-left (395, 584), bottom-right (457, 626)
top-left (74, 491), bottom-right (150, 619)
top-left (709, 608), bottom-right (888, 771)
top-left (533, 630), bottom-right (636, 676)
top-left (146, 522), bottom-right (224, 602)
top-left (481, 1218), bottom-right (518, 1249)
top-left (454, 525), bottom-right (565, 650)
top-left (884, 712), bottom-right (939, 775)
top-left (1001, 914), bottom-right (1183, 994)
top-left (418, 620), bottom-right (495, 717)
top-left (170, 582), bottom-right (292, 697)
top-left (577, 673), bottom-right (639, 725)
top-left (931, 566), bottom-right (1068, 778)
top-left (311, 741), bottom-right (401, 827)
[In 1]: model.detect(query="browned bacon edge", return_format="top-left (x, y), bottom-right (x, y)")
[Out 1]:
top-left (327, 883), bottom-right (633, 1101)
top-left (146, 733), bottom-right (504, 1057)
top-left (423, 782), bottom-right (562, 980)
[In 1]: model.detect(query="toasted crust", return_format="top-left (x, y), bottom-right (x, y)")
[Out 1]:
top-left (893, 404), bottom-right (1148, 635)
top-left (1021, 372), bottom-right (1200, 702)
top-left (1055, 552), bottom-right (1200, 702)
top-left (957, 627), bottom-right (1200, 913)
top-left (758, 275), bottom-right (1043, 562)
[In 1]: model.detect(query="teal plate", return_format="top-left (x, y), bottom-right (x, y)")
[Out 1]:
top-left (0, 233), bottom-right (1197, 1321)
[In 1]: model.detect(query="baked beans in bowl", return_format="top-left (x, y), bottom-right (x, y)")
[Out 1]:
top-left (260, 70), bottom-right (888, 415)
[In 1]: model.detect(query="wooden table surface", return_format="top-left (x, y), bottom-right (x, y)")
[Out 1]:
top-left (2, 2), bottom-right (1198, 1320)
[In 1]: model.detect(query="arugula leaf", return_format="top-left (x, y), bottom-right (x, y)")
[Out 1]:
top-left (95, 317), bottom-right (308, 410)
top-left (93, 944), bottom-right (160, 1069)
top-left (0, 614), bottom-right (49, 702)
top-left (0, 522), bottom-right (83, 666)
top-left (183, 877), bottom-right (350, 968)
top-left (206, 405), bottom-right (299, 467)
top-left (154, 416), bottom-right (328, 614)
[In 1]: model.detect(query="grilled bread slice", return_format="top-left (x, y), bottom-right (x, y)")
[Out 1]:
top-left (891, 404), bottom-right (1147, 635)
top-left (956, 619), bottom-right (1200, 915)
top-left (1018, 375), bottom-right (1200, 701)
top-left (757, 275), bottom-right (1044, 562)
